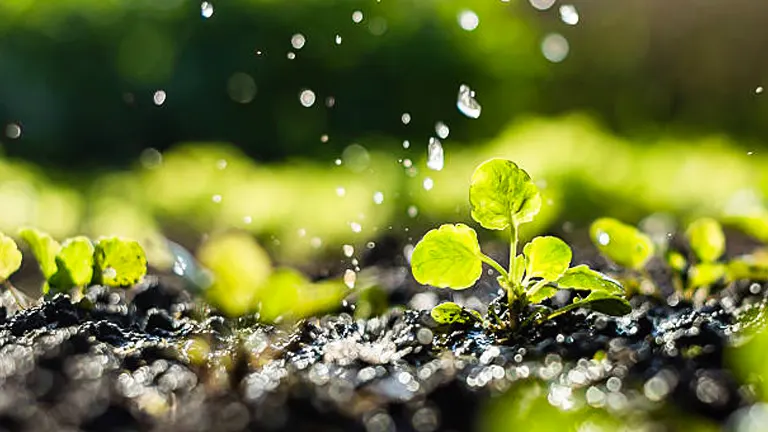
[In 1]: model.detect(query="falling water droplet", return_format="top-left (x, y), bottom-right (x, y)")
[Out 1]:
top-left (373, 191), bottom-right (384, 204)
top-left (352, 11), bottom-right (364, 23)
top-left (542, 33), bottom-right (569, 63)
top-left (597, 231), bottom-right (610, 246)
top-left (559, 5), bottom-right (579, 25)
top-left (407, 205), bottom-right (419, 218)
top-left (457, 84), bottom-right (482, 118)
top-left (153, 90), bottom-right (167, 106)
top-left (5, 123), bottom-right (21, 139)
top-left (336, 187), bottom-right (346, 197)
top-left (350, 222), bottom-right (362, 233)
top-left (435, 122), bottom-right (450, 139)
top-left (458, 10), bottom-right (479, 31)
top-left (402, 140), bottom-right (410, 149)
top-left (401, 113), bottom-right (412, 125)
top-left (216, 159), bottom-right (228, 170)
top-left (335, 34), bottom-right (343, 45)
top-left (343, 245), bottom-right (355, 257)
top-left (201, 2), bottom-right (214, 18)
top-left (756, 86), bottom-right (764, 94)
top-left (320, 134), bottom-right (329, 143)
top-left (287, 52), bottom-right (296, 60)
top-left (529, 0), bottom-right (555, 10)
top-left (427, 138), bottom-right (444, 171)
top-left (344, 269), bottom-right (357, 288)
top-left (299, 89), bottom-right (316, 107)
top-left (291, 33), bottom-right (306, 50)
top-left (310, 237), bottom-right (322, 248)
top-left (423, 177), bottom-right (434, 191)
top-left (102, 267), bottom-right (117, 280)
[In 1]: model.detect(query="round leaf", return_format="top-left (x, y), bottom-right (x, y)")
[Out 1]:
top-left (0, 232), bottom-right (22, 281)
top-left (556, 265), bottom-right (623, 295)
top-left (51, 236), bottom-right (95, 289)
top-left (431, 302), bottom-right (482, 325)
top-left (18, 227), bottom-right (60, 279)
top-left (686, 218), bottom-right (725, 263)
top-left (590, 218), bottom-right (654, 270)
top-left (469, 159), bottom-right (541, 230)
top-left (688, 262), bottom-right (726, 288)
top-left (411, 223), bottom-right (483, 289)
top-left (523, 236), bottom-right (572, 282)
top-left (94, 237), bottom-right (148, 287)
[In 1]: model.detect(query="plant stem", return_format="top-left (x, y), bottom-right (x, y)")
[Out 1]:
top-left (3, 280), bottom-right (27, 309)
top-left (507, 223), bottom-right (520, 327)
top-left (526, 279), bottom-right (550, 298)
top-left (479, 254), bottom-right (510, 282)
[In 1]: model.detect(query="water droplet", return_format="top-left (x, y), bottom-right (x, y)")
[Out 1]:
top-left (336, 187), bottom-right (346, 197)
top-left (427, 137), bottom-right (444, 171)
top-left (352, 10), bottom-right (364, 23)
top-left (320, 134), bottom-right (329, 143)
top-left (255, 50), bottom-right (263, 56)
top-left (297, 228), bottom-right (307, 237)
top-left (407, 205), bottom-right (418, 218)
top-left (434, 121), bottom-right (450, 139)
top-left (402, 140), bottom-right (410, 149)
top-left (350, 222), bottom-right (362, 233)
top-left (402, 158), bottom-right (413, 168)
top-left (291, 33), bottom-right (306, 50)
top-left (212, 194), bottom-right (222, 203)
top-left (243, 216), bottom-right (252, 224)
top-left (423, 177), bottom-right (434, 190)
top-left (227, 72), bottom-right (257, 104)
top-left (373, 191), bottom-right (384, 204)
top-left (748, 151), bottom-right (755, 156)
top-left (325, 96), bottom-right (336, 107)
top-left (299, 89), bottom-right (316, 107)
top-left (216, 159), bottom-right (228, 170)
top-left (542, 33), bottom-right (569, 63)
top-left (529, 0), bottom-right (555, 10)
top-left (401, 113), bottom-right (411, 124)
top-left (5, 123), bottom-right (21, 139)
top-left (559, 5), bottom-right (579, 25)
top-left (310, 237), bottom-right (322, 248)
top-left (102, 267), bottom-right (117, 280)
top-left (341, 144), bottom-right (370, 172)
top-left (153, 90), bottom-right (167, 106)
top-left (368, 17), bottom-right (387, 36)
top-left (343, 269), bottom-right (357, 288)
top-left (343, 245), bottom-right (354, 257)
top-left (140, 148), bottom-right (162, 169)
top-left (366, 242), bottom-right (375, 249)
top-left (334, 158), bottom-right (342, 166)
top-left (597, 231), bottom-right (610, 246)
top-left (458, 10), bottom-right (479, 31)
top-left (335, 34), bottom-right (343, 45)
top-left (201, 1), bottom-right (214, 18)
top-left (287, 52), bottom-right (296, 60)
top-left (457, 84), bottom-right (481, 118)
top-left (756, 86), bottom-right (764, 94)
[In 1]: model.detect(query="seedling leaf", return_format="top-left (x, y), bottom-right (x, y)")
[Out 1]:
top-left (590, 218), bottom-right (654, 270)
top-left (469, 159), bottom-right (541, 230)
top-left (431, 302), bottom-right (482, 325)
top-left (512, 254), bottom-right (526, 283)
top-left (0, 232), bottom-right (22, 281)
top-left (686, 218), bottom-right (725, 263)
top-left (528, 284), bottom-right (559, 303)
top-left (93, 237), bottom-right (147, 288)
top-left (411, 223), bottom-right (483, 289)
top-left (18, 227), bottom-right (60, 279)
top-left (524, 236), bottom-right (571, 282)
top-left (259, 268), bottom-right (348, 323)
top-left (50, 236), bottom-right (94, 290)
top-left (578, 291), bottom-right (631, 316)
top-left (688, 262), bottom-right (726, 288)
top-left (556, 265), bottom-right (624, 295)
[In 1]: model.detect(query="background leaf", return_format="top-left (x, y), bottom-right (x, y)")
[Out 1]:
top-left (686, 218), bottom-right (725, 263)
top-left (93, 236), bottom-right (148, 288)
top-left (411, 223), bottom-right (483, 290)
top-left (18, 227), bottom-right (61, 279)
top-left (431, 302), bottom-right (482, 325)
top-left (590, 218), bottom-right (654, 270)
top-left (524, 236), bottom-right (572, 282)
top-left (688, 262), bottom-right (726, 288)
top-left (50, 236), bottom-right (94, 290)
top-left (0, 232), bottom-right (22, 281)
top-left (576, 291), bottom-right (631, 316)
top-left (469, 159), bottom-right (541, 231)
top-left (556, 265), bottom-right (624, 295)
top-left (528, 285), bottom-right (559, 304)
top-left (259, 268), bottom-right (347, 323)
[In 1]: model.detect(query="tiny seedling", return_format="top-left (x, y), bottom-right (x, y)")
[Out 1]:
top-left (411, 159), bottom-right (630, 331)
top-left (0, 231), bottom-right (26, 308)
top-left (588, 217), bottom-right (655, 295)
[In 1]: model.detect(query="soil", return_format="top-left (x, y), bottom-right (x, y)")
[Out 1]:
top-left (0, 267), bottom-right (766, 432)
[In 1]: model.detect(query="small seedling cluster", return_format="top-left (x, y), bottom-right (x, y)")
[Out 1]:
top-left (411, 159), bottom-right (630, 332)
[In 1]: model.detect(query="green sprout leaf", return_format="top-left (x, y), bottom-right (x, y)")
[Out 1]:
top-left (666, 250), bottom-right (687, 272)
top-left (512, 254), bottom-right (526, 284)
top-left (523, 236), bottom-right (572, 282)
top-left (686, 218), bottom-right (725, 263)
top-left (528, 284), bottom-right (559, 304)
top-left (93, 237), bottom-right (148, 288)
top-left (577, 291), bottom-right (632, 316)
top-left (688, 262), bottom-right (726, 288)
top-left (556, 265), bottom-right (624, 295)
top-left (50, 236), bottom-right (94, 290)
top-left (590, 218), bottom-right (654, 270)
top-left (259, 268), bottom-right (348, 323)
top-left (469, 159), bottom-right (541, 231)
top-left (411, 223), bottom-right (483, 289)
top-left (19, 227), bottom-right (61, 279)
top-left (0, 232), bottom-right (22, 282)
top-left (431, 302), bottom-right (483, 325)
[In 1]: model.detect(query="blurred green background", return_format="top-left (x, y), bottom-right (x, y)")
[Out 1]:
top-left (1, 0), bottom-right (767, 266)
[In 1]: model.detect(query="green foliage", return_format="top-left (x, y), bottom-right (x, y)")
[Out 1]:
top-left (686, 218), bottom-right (725, 263)
top-left (19, 227), bottom-right (60, 279)
top-left (0, 232), bottom-right (22, 281)
top-left (590, 218), bottom-right (654, 270)
top-left (94, 237), bottom-right (147, 287)
top-left (412, 159), bottom-right (630, 333)
top-left (49, 236), bottom-right (94, 292)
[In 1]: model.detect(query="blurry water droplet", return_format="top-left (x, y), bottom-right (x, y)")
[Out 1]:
top-left (435, 122), bottom-right (450, 139)
top-left (401, 113), bottom-right (412, 125)
top-left (403, 244), bottom-right (415, 263)
top-left (298, 228), bottom-right (307, 237)
top-left (343, 244), bottom-right (354, 257)
top-left (255, 50), bottom-right (263, 56)
top-left (103, 267), bottom-right (117, 280)
top-left (334, 158), bottom-right (342, 166)
top-left (335, 34), bottom-right (343, 45)
top-left (373, 191), bottom-right (384, 204)
top-left (350, 222), bottom-right (362, 233)
top-left (320, 134), bottom-right (329, 143)
top-left (427, 138), bottom-right (444, 171)
top-left (457, 84), bottom-right (481, 118)
top-left (559, 5), bottom-right (579, 25)
top-left (542, 33), bottom-right (569, 63)
top-left (407, 205), bottom-right (418, 218)
top-left (227, 72), bottom-right (257, 104)
top-left (402, 159), bottom-right (413, 168)
top-left (326, 96), bottom-right (336, 107)
top-left (5, 123), bottom-right (21, 139)
top-left (212, 194), bottom-right (222, 203)
top-left (216, 159), bottom-right (228, 170)
top-left (597, 231), bottom-right (610, 246)
top-left (291, 33), bottom-right (306, 50)
top-left (402, 140), bottom-right (410, 149)
top-left (423, 177), bottom-right (434, 190)
top-left (458, 10), bottom-right (479, 31)
top-left (201, 1), bottom-right (214, 18)
top-left (310, 237), bottom-right (322, 248)
top-left (756, 86), bottom-right (764, 94)
top-left (747, 151), bottom-right (754, 156)
top-left (299, 89), bottom-right (316, 107)
top-left (344, 269), bottom-right (357, 288)
top-left (287, 52), bottom-right (296, 60)
top-left (243, 216), bottom-right (252, 224)
top-left (529, 0), bottom-right (555, 10)
top-left (336, 187), bottom-right (346, 197)
top-left (352, 10), bottom-right (364, 23)
top-left (153, 90), bottom-right (167, 106)
top-left (341, 144), bottom-right (370, 172)
top-left (366, 242), bottom-right (375, 249)
top-left (140, 148), bottom-right (163, 169)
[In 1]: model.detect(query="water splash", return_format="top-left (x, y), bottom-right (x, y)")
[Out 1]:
top-left (457, 85), bottom-right (481, 119)
top-left (427, 137), bottom-right (444, 171)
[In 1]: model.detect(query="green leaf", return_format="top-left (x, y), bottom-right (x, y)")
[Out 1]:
top-left (666, 250), bottom-right (687, 272)
top-left (688, 262), bottom-right (726, 288)
top-left (686, 218), bottom-right (725, 263)
top-left (512, 254), bottom-right (526, 284)
top-left (556, 265), bottom-right (624, 295)
top-left (0, 232), bottom-right (22, 281)
top-left (259, 268), bottom-right (348, 323)
top-left (528, 284), bottom-right (559, 303)
top-left (523, 236), bottom-right (572, 282)
top-left (430, 302), bottom-right (483, 325)
top-left (590, 218), bottom-right (654, 270)
top-left (469, 159), bottom-right (541, 231)
top-left (50, 236), bottom-right (95, 290)
top-left (411, 223), bottom-right (483, 289)
top-left (93, 237), bottom-right (148, 288)
top-left (577, 291), bottom-right (631, 316)
top-left (18, 227), bottom-right (61, 279)
top-left (727, 251), bottom-right (768, 281)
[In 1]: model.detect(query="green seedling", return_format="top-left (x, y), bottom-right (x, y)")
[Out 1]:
top-left (411, 159), bottom-right (630, 331)
top-left (0, 231), bottom-right (26, 308)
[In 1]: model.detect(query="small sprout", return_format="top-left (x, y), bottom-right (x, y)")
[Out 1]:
top-left (49, 236), bottom-right (95, 293)
top-left (94, 237), bottom-right (148, 287)
top-left (431, 302), bottom-right (483, 325)
top-left (411, 223), bottom-right (483, 289)
top-left (469, 159), bottom-right (541, 230)
top-left (686, 218), bottom-right (725, 263)
top-left (590, 218), bottom-right (654, 270)
top-left (19, 227), bottom-right (60, 279)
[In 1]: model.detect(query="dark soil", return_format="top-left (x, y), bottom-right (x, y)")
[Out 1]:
top-left (0, 272), bottom-right (767, 432)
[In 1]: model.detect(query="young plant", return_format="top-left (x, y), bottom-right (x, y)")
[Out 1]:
top-left (0, 231), bottom-right (25, 307)
top-left (588, 218), bottom-right (655, 295)
top-left (411, 159), bottom-right (630, 331)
